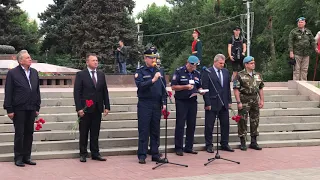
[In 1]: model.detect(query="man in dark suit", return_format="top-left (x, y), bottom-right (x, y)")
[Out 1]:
top-left (74, 53), bottom-right (110, 162)
top-left (201, 54), bottom-right (234, 153)
top-left (3, 50), bottom-right (41, 167)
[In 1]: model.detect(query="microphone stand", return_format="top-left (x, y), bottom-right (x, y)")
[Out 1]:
top-left (153, 66), bottom-right (188, 170)
top-left (203, 68), bottom-right (240, 166)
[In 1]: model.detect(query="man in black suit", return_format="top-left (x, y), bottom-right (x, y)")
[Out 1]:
top-left (201, 54), bottom-right (234, 153)
top-left (74, 53), bottom-right (110, 162)
top-left (3, 50), bottom-right (41, 167)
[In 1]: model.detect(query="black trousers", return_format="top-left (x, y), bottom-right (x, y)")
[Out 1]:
top-left (13, 110), bottom-right (36, 161)
top-left (205, 107), bottom-right (230, 148)
top-left (174, 99), bottom-right (197, 152)
top-left (79, 108), bottom-right (102, 157)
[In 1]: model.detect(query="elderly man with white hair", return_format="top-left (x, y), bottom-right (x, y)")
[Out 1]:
top-left (3, 50), bottom-right (41, 167)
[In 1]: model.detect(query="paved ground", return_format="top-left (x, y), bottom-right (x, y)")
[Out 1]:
top-left (0, 146), bottom-right (319, 180)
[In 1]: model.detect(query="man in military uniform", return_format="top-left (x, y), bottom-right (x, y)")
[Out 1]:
top-left (192, 29), bottom-right (202, 61)
top-left (134, 48), bottom-right (166, 164)
top-left (171, 55), bottom-right (203, 156)
top-left (289, 17), bottom-right (317, 81)
top-left (233, 56), bottom-right (264, 151)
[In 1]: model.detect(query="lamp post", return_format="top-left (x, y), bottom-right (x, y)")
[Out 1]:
top-left (243, 0), bottom-right (252, 56)
top-left (135, 17), bottom-right (143, 68)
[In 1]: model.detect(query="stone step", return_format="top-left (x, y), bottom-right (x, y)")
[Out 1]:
top-left (1, 122), bottom-right (320, 141)
top-left (0, 138), bottom-right (318, 162)
top-left (1, 116), bottom-right (319, 132)
top-left (1, 101), bottom-right (317, 115)
top-left (1, 115), bottom-right (319, 131)
top-left (0, 131), bottom-right (319, 154)
top-left (0, 89), bottom-right (299, 99)
top-left (0, 108), bottom-right (319, 123)
top-left (108, 95), bottom-right (310, 105)
top-left (0, 94), bottom-right (308, 109)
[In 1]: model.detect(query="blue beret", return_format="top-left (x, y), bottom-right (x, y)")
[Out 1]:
top-left (188, 55), bottom-right (200, 64)
top-left (296, 17), bottom-right (306, 22)
top-left (243, 56), bottom-right (254, 64)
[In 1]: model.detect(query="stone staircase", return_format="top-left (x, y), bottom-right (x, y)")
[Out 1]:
top-left (0, 85), bottom-right (320, 161)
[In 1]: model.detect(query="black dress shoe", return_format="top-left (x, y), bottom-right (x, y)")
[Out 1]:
top-left (184, 150), bottom-right (198, 154)
top-left (152, 157), bottom-right (167, 163)
top-left (23, 159), bottom-right (36, 165)
top-left (92, 155), bottom-right (106, 161)
top-left (15, 160), bottom-right (25, 167)
top-left (80, 156), bottom-right (86, 162)
top-left (139, 159), bottom-right (146, 164)
top-left (176, 151), bottom-right (184, 156)
top-left (221, 145), bottom-right (235, 152)
top-left (206, 147), bottom-right (214, 153)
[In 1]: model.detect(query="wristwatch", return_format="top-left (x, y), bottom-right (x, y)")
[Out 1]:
top-left (237, 101), bottom-right (241, 104)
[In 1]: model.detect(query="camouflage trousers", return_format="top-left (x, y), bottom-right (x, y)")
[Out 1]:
top-left (293, 55), bottom-right (309, 81)
top-left (238, 95), bottom-right (260, 137)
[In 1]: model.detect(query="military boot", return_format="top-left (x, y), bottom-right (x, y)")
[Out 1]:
top-left (249, 136), bottom-right (262, 150)
top-left (240, 137), bottom-right (247, 151)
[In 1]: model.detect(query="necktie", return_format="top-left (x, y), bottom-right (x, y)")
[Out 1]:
top-left (217, 69), bottom-right (223, 87)
top-left (91, 71), bottom-right (97, 86)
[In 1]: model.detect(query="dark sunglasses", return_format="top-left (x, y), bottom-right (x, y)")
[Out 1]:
top-left (189, 62), bottom-right (200, 66)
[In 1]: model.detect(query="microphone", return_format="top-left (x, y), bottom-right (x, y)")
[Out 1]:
top-left (153, 62), bottom-right (160, 71)
top-left (202, 66), bottom-right (211, 73)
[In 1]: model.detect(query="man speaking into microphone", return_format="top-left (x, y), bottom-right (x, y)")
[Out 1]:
top-left (171, 55), bottom-right (204, 156)
top-left (134, 48), bottom-right (166, 164)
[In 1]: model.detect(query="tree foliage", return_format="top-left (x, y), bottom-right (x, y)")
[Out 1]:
top-left (39, 0), bottom-right (139, 73)
top-left (139, 0), bottom-right (320, 81)
top-left (0, 0), bottom-right (39, 54)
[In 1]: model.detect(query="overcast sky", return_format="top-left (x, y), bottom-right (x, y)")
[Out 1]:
top-left (19, 0), bottom-right (169, 24)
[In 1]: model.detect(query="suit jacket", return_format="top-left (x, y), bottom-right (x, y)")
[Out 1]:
top-left (202, 67), bottom-right (232, 112)
top-left (73, 69), bottom-right (110, 113)
top-left (3, 65), bottom-right (41, 114)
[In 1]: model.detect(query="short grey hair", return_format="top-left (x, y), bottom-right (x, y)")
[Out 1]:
top-left (17, 50), bottom-right (29, 62)
top-left (214, 54), bottom-right (226, 62)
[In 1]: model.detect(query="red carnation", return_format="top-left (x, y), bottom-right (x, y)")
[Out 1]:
top-left (35, 126), bottom-right (40, 131)
top-left (86, 100), bottom-right (94, 107)
top-left (162, 109), bottom-right (170, 119)
top-left (39, 118), bottom-right (46, 124)
top-left (168, 91), bottom-right (173, 98)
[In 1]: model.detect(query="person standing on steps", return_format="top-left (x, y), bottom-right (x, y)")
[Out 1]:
top-left (233, 56), bottom-right (264, 151)
top-left (134, 48), bottom-right (167, 164)
top-left (3, 50), bottom-right (41, 167)
top-left (74, 53), bottom-right (110, 163)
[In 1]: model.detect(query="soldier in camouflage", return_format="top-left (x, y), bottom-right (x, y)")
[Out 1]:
top-left (233, 56), bottom-right (264, 151)
top-left (288, 17), bottom-right (317, 81)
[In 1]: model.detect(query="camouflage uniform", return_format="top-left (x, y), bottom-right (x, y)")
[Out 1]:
top-left (288, 27), bottom-right (316, 80)
top-left (233, 69), bottom-right (264, 137)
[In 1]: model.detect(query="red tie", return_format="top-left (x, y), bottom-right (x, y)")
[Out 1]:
top-left (91, 71), bottom-right (97, 86)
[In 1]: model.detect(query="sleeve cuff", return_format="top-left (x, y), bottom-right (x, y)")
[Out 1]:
top-left (6, 108), bottom-right (13, 114)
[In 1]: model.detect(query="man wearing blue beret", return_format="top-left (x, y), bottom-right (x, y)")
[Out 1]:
top-left (288, 17), bottom-right (317, 80)
top-left (233, 56), bottom-right (264, 151)
top-left (171, 55), bottom-right (203, 156)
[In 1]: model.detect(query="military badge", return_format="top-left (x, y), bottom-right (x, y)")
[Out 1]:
top-left (172, 74), bottom-right (176, 80)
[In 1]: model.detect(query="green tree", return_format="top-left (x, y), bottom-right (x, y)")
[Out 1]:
top-left (0, 0), bottom-right (39, 53)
